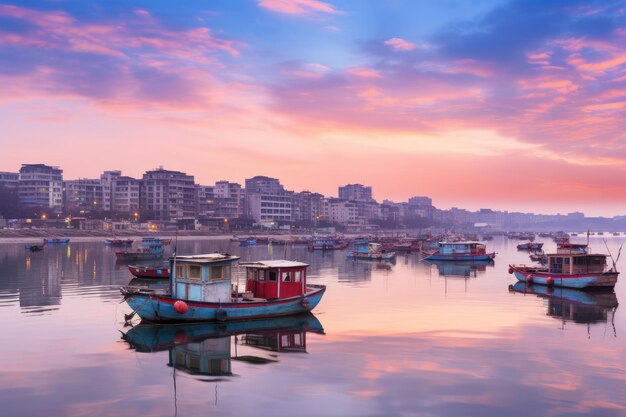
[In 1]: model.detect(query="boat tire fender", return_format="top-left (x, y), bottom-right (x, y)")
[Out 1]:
top-left (216, 309), bottom-right (227, 321)
top-left (301, 298), bottom-right (311, 309)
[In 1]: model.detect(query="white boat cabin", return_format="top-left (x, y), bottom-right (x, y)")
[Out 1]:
top-left (547, 253), bottom-right (608, 275)
top-left (170, 253), bottom-right (240, 303)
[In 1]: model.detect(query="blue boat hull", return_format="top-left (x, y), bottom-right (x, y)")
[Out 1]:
top-left (125, 285), bottom-right (326, 322)
top-left (511, 268), bottom-right (618, 289)
top-left (44, 238), bottom-right (70, 244)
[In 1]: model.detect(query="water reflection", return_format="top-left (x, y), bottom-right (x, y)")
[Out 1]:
top-left (122, 314), bottom-right (324, 379)
top-left (509, 282), bottom-right (619, 332)
top-left (427, 259), bottom-right (494, 278)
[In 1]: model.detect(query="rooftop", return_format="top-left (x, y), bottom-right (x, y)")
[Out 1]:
top-left (170, 253), bottom-right (240, 263)
top-left (240, 260), bottom-right (309, 269)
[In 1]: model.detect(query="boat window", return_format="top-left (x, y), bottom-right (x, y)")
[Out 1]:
top-left (564, 258), bottom-right (570, 265)
top-left (574, 257), bottom-right (584, 265)
top-left (282, 272), bottom-right (291, 282)
top-left (211, 266), bottom-right (223, 280)
top-left (592, 257), bottom-right (604, 265)
top-left (258, 270), bottom-right (266, 281)
top-left (294, 270), bottom-right (302, 282)
top-left (268, 271), bottom-right (277, 281)
top-left (188, 265), bottom-right (201, 280)
top-left (247, 269), bottom-right (256, 280)
top-left (176, 265), bottom-right (186, 278)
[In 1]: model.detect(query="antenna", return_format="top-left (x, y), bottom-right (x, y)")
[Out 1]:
top-left (603, 239), bottom-right (620, 272)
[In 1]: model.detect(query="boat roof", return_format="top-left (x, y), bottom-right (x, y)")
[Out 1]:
top-left (170, 253), bottom-right (240, 263)
top-left (547, 252), bottom-right (605, 257)
top-left (240, 260), bottom-right (309, 269)
top-left (438, 241), bottom-right (483, 245)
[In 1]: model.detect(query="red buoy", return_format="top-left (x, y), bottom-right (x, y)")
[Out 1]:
top-left (525, 274), bottom-right (533, 284)
top-left (174, 300), bottom-right (188, 314)
top-left (546, 276), bottom-right (554, 286)
top-left (508, 267), bottom-right (514, 274)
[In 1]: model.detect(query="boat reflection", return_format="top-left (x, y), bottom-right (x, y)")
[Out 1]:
top-left (427, 259), bottom-right (494, 278)
top-left (509, 282), bottom-right (619, 329)
top-left (122, 313), bottom-right (325, 378)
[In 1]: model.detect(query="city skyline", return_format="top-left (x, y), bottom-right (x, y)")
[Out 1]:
top-left (0, 162), bottom-right (617, 220)
top-left (2, 1), bottom-right (626, 216)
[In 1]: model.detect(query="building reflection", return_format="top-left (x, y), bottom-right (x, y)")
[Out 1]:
top-left (122, 313), bottom-right (325, 378)
top-left (0, 242), bottom-right (132, 311)
top-left (509, 282), bottom-right (619, 332)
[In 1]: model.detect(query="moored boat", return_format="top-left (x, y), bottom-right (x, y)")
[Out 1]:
top-left (508, 244), bottom-right (619, 289)
top-left (25, 244), bottom-right (45, 252)
top-left (121, 254), bottom-right (325, 322)
top-left (425, 242), bottom-right (496, 261)
top-left (43, 238), bottom-right (70, 244)
top-left (104, 238), bottom-right (134, 246)
top-left (128, 264), bottom-right (170, 278)
top-left (347, 239), bottom-right (396, 261)
top-left (517, 242), bottom-right (543, 251)
top-left (116, 245), bottom-right (164, 262)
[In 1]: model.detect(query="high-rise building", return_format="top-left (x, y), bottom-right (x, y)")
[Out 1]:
top-left (244, 176), bottom-right (292, 223)
top-left (195, 184), bottom-right (216, 219)
top-left (292, 191), bottom-right (325, 223)
top-left (141, 168), bottom-right (195, 222)
top-left (64, 179), bottom-right (104, 213)
top-left (338, 184), bottom-right (373, 202)
top-left (112, 176), bottom-right (141, 214)
top-left (214, 181), bottom-right (244, 219)
top-left (18, 164), bottom-right (63, 212)
top-left (100, 171), bottom-right (121, 212)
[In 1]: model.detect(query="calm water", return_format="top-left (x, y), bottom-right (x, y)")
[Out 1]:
top-left (1, 236), bottom-right (625, 417)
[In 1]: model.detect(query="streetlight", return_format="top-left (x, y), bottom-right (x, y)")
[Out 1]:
top-left (133, 212), bottom-right (139, 222)
top-left (41, 214), bottom-right (47, 220)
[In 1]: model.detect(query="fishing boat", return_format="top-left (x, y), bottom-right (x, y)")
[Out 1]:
top-left (116, 245), bottom-right (164, 262)
top-left (142, 237), bottom-right (171, 247)
top-left (121, 254), bottom-right (326, 322)
top-left (347, 239), bottom-right (396, 261)
top-left (104, 238), bottom-right (134, 246)
top-left (25, 244), bottom-right (44, 252)
top-left (43, 238), bottom-right (70, 244)
top-left (239, 239), bottom-right (257, 247)
top-left (517, 242), bottom-right (543, 251)
top-left (128, 264), bottom-right (170, 279)
top-left (424, 242), bottom-right (496, 261)
top-left (308, 239), bottom-right (347, 251)
top-left (508, 244), bottom-right (619, 289)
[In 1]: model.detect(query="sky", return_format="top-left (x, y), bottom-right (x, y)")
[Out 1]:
top-left (1, 0), bottom-right (626, 216)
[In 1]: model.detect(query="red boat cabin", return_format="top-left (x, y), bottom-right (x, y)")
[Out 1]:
top-left (242, 261), bottom-right (309, 299)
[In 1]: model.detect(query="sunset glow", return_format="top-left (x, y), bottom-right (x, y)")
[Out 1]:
top-left (2, 1), bottom-right (626, 215)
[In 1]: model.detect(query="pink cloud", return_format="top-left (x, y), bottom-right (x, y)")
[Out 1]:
top-left (346, 67), bottom-right (381, 78)
top-left (258, 0), bottom-right (339, 15)
top-left (384, 38), bottom-right (416, 52)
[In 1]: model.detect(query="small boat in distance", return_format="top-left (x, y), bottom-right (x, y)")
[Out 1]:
top-left (116, 245), bottom-right (164, 262)
top-left (425, 242), bottom-right (496, 261)
top-left (517, 242), bottom-right (543, 251)
top-left (104, 238), bottom-right (134, 246)
top-left (25, 244), bottom-right (45, 252)
top-left (128, 264), bottom-right (170, 279)
top-left (43, 238), bottom-right (70, 244)
top-left (347, 239), bottom-right (396, 261)
top-left (121, 254), bottom-right (325, 322)
top-left (508, 244), bottom-right (619, 289)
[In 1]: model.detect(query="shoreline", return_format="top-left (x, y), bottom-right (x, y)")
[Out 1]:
top-left (0, 228), bottom-right (309, 244)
